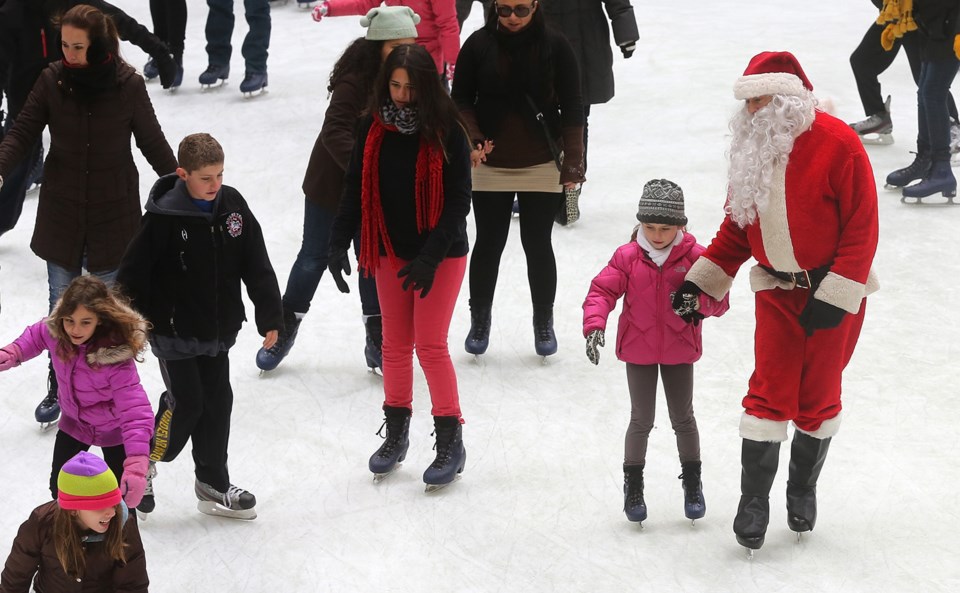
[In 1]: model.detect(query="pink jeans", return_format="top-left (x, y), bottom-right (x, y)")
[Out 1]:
top-left (375, 256), bottom-right (466, 418)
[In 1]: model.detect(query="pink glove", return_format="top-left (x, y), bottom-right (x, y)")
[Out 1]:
top-left (445, 63), bottom-right (455, 85)
top-left (0, 344), bottom-right (22, 371)
top-left (120, 455), bottom-right (150, 509)
top-left (312, 2), bottom-right (329, 22)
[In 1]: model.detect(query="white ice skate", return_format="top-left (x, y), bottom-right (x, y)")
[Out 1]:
top-left (850, 96), bottom-right (893, 146)
top-left (195, 480), bottom-right (257, 521)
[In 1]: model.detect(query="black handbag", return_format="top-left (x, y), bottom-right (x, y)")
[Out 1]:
top-left (524, 94), bottom-right (581, 225)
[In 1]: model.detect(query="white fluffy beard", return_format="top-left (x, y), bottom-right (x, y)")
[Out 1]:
top-left (725, 92), bottom-right (817, 228)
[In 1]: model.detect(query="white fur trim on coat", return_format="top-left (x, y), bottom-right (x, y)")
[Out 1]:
top-left (794, 413), bottom-right (842, 439)
top-left (734, 73), bottom-right (808, 100)
top-left (814, 270), bottom-right (879, 314)
top-left (739, 412), bottom-right (789, 442)
top-left (758, 164), bottom-right (802, 272)
top-left (685, 257), bottom-right (734, 301)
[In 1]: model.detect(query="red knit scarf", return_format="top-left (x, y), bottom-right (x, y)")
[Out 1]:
top-left (359, 116), bottom-right (445, 274)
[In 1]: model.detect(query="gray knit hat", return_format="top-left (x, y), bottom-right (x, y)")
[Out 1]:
top-left (361, 6), bottom-right (420, 41)
top-left (636, 179), bottom-right (687, 226)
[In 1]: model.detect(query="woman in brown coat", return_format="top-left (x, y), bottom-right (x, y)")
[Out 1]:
top-left (0, 4), bottom-right (176, 427)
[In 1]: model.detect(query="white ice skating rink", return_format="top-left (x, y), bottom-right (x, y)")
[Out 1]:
top-left (1, 1), bottom-right (957, 591)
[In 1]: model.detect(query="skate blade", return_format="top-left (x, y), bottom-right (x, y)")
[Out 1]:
top-left (39, 420), bottom-right (59, 433)
top-left (242, 88), bottom-right (268, 99)
top-left (367, 366), bottom-right (384, 377)
top-left (136, 509), bottom-right (150, 521)
top-left (424, 473), bottom-right (462, 493)
top-left (200, 81), bottom-right (228, 91)
top-left (859, 133), bottom-right (893, 146)
top-left (901, 194), bottom-right (958, 205)
top-left (372, 464), bottom-right (401, 483)
top-left (196, 501), bottom-right (257, 520)
top-left (745, 548), bottom-right (755, 560)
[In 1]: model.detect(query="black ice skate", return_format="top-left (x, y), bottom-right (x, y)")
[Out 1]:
top-left (734, 439), bottom-right (781, 559)
top-left (256, 308), bottom-right (302, 372)
top-left (423, 416), bottom-right (466, 493)
top-left (786, 432), bottom-right (832, 541)
top-left (363, 315), bottom-right (383, 374)
top-left (240, 72), bottom-right (268, 97)
top-left (849, 95), bottom-right (893, 145)
top-left (464, 302), bottom-right (491, 356)
top-left (885, 152), bottom-right (932, 190)
top-left (199, 64), bottom-right (230, 89)
top-left (195, 480), bottom-right (257, 520)
top-left (369, 407), bottom-right (411, 482)
top-left (136, 462), bottom-right (157, 518)
top-left (623, 464), bottom-right (647, 525)
top-left (533, 305), bottom-right (557, 359)
top-left (679, 460), bottom-right (706, 524)
top-left (35, 364), bottom-right (60, 432)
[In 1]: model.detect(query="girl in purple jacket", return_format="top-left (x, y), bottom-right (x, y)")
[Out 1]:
top-left (0, 276), bottom-right (154, 510)
top-left (581, 179), bottom-right (729, 526)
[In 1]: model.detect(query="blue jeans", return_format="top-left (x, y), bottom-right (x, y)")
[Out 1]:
top-left (282, 199), bottom-right (379, 317)
top-left (917, 58), bottom-right (960, 162)
top-left (47, 260), bottom-right (118, 313)
top-left (204, 0), bottom-right (271, 73)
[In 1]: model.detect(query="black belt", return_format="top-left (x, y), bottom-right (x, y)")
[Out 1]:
top-left (759, 264), bottom-right (829, 290)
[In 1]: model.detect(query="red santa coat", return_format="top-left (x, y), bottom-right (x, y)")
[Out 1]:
top-left (686, 110), bottom-right (879, 441)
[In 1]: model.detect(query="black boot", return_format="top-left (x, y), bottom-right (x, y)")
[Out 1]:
top-left (885, 151), bottom-right (931, 188)
top-left (679, 460), bottom-right (706, 520)
top-left (423, 416), bottom-right (466, 489)
top-left (733, 439), bottom-right (781, 550)
top-left (901, 159), bottom-right (957, 199)
top-left (532, 304), bottom-right (557, 357)
top-left (364, 315), bottom-right (383, 371)
top-left (369, 405), bottom-right (411, 478)
top-left (255, 306), bottom-right (303, 371)
top-left (464, 301), bottom-right (492, 355)
top-left (786, 431), bottom-right (832, 533)
top-left (623, 464), bottom-right (647, 523)
top-left (35, 362), bottom-right (60, 429)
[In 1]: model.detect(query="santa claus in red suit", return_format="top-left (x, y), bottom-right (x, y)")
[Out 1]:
top-left (671, 51), bottom-right (880, 553)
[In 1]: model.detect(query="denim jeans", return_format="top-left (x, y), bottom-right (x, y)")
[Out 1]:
top-left (282, 199), bottom-right (380, 317)
top-left (917, 58), bottom-right (960, 161)
top-left (47, 260), bottom-right (118, 313)
top-left (204, 0), bottom-right (271, 73)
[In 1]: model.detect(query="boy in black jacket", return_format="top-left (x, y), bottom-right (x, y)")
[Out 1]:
top-left (117, 133), bottom-right (282, 520)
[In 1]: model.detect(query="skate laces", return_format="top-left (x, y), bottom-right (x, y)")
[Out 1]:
top-left (468, 315), bottom-right (491, 339)
top-left (678, 472), bottom-right (702, 504)
top-left (223, 485), bottom-right (250, 508)
top-left (143, 463), bottom-right (157, 496)
top-left (374, 418), bottom-right (405, 458)
top-left (428, 427), bottom-right (457, 468)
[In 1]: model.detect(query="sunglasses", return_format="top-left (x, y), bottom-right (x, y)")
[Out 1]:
top-left (495, 2), bottom-right (536, 17)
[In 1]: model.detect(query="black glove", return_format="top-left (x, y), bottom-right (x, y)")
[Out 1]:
top-left (155, 53), bottom-right (178, 89)
top-left (798, 298), bottom-right (846, 336)
top-left (671, 281), bottom-right (703, 325)
top-left (326, 247), bottom-right (351, 293)
top-left (397, 254), bottom-right (440, 299)
top-left (620, 42), bottom-right (636, 59)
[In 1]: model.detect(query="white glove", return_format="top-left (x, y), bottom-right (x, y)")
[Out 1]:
top-left (312, 2), bottom-right (329, 21)
top-left (0, 175), bottom-right (4, 190)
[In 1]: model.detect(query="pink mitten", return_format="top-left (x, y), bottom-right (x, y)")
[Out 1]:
top-left (312, 2), bottom-right (329, 22)
top-left (0, 344), bottom-right (22, 371)
top-left (120, 455), bottom-right (149, 509)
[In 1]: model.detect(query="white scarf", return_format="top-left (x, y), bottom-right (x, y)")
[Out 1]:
top-left (636, 230), bottom-right (684, 267)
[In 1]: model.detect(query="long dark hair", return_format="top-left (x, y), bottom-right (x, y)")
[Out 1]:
top-left (483, 0), bottom-right (546, 31)
top-left (483, 1), bottom-right (554, 105)
top-left (370, 44), bottom-right (467, 157)
top-left (58, 4), bottom-right (123, 66)
top-left (328, 37), bottom-right (383, 100)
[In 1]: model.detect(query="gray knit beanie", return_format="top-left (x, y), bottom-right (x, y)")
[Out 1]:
top-left (361, 6), bottom-right (420, 41)
top-left (636, 179), bottom-right (687, 226)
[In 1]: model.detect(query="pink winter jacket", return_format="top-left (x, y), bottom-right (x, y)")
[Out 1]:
top-left (12, 321), bottom-right (154, 456)
top-left (325, 0), bottom-right (460, 74)
top-left (582, 234), bottom-right (730, 366)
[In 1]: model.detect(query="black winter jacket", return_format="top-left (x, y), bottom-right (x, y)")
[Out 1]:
top-left (913, 0), bottom-right (960, 60)
top-left (116, 174), bottom-right (283, 359)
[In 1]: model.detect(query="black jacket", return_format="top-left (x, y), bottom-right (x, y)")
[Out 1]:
top-left (541, 0), bottom-right (639, 105)
top-left (913, 0), bottom-right (960, 60)
top-left (116, 174), bottom-right (283, 359)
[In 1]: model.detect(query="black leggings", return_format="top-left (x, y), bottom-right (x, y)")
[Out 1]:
top-left (469, 190), bottom-right (563, 308)
top-left (149, 0), bottom-right (188, 59)
top-left (50, 431), bottom-right (126, 500)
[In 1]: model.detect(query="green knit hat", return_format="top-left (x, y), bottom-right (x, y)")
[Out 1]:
top-left (361, 6), bottom-right (420, 41)
top-left (57, 451), bottom-right (122, 511)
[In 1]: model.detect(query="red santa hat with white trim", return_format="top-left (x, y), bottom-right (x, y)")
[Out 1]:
top-left (733, 51), bottom-right (814, 100)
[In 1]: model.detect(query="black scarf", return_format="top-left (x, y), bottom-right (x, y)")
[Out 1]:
top-left (61, 56), bottom-right (118, 102)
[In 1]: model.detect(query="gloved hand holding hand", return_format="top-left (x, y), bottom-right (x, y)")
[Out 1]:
top-left (0, 344), bottom-right (22, 371)
top-left (585, 329), bottom-right (605, 365)
top-left (620, 42), bottom-right (636, 59)
top-left (120, 455), bottom-right (150, 509)
top-left (798, 298), bottom-right (846, 336)
top-left (155, 53), bottom-right (178, 89)
top-left (326, 247), bottom-right (352, 293)
top-left (398, 254), bottom-right (440, 298)
top-left (312, 2), bottom-right (329, 22)
top-left (671, 281), bottom-right (703, 324)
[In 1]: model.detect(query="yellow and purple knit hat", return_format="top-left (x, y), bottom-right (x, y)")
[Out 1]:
top-left (57, 451), bottom-right (122, 511)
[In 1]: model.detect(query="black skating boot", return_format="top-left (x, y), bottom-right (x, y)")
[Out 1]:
top-left (679, 460), bottom-right (706, 521)
top-left (623, 464), bottom-right (647, 523)
top-left (786, 431), bottom-right (832, 534)
top-left (369, 406), bottom-right (411, 480)
top-left (733, 439), bottom-right (781, 551)
top-left (901, 159), bottom-right (957, 200)
top-left (137, 461), bottom-right (157, 514)
top-left (532, 304), bottom-right (557, 357)
top-left (886, 152), bottom-right (931, 188)
top-left (464, 301), bottom-right (492, 355)
top-left (423, 416), bottom-right (466, 491)
top-left (363, 315), bottom-right (383, 371)
top-left (35, 363), bottom-right (60, 430)
top-left (255, 306), bottom-right (303, 371)
top-left (198, 63), bottom-right (229, 87)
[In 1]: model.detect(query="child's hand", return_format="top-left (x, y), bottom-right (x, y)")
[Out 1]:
top-left (120, 455), bottom-right (150, 509)
top-left (263, 330), bottom-right (279, 350)
top-left (0, 344), bottom-right (22, 371)
top-left (585, 329), bottom-right (604, 365)
top-left (470, 140), bottom-right (494, 168)
top-left (672, 281), bottom-right (703, 324)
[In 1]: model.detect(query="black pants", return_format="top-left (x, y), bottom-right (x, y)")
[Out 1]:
top-left (850, 23), bottom-right (958, 120)
top-left (149, 0), bottom-right (189, 60)
top-left (50, 431), bottom-right (126, 500)
top-left (469, 190), bottom-right (563, 308)
top-left (151, 352), bottom-right (234, 492)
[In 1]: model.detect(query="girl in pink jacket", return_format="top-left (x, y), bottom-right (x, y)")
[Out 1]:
top-left (581, 179), bottom-right (728, 526)
top-left (0, 276), bottom-right (154, 510)
top-left (313, 0), bottom-right (460, 81)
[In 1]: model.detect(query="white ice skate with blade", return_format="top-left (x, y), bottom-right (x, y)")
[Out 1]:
top-left (195, 480), bottom-right (257, 520)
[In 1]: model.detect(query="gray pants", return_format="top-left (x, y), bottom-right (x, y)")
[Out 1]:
top-left (624, 363), bottom-right (700, 465)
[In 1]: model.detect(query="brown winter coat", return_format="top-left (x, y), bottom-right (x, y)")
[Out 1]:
top-left (0, 501), bottom-right (149, 593)
top-left (0, 60), bottom-right (177, 273)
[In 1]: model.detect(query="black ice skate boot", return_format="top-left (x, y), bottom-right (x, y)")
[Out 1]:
top-left (885, 152), bottom-right (932, 189)
top-left (198, 63), bottom-right (229, 87)
top-left (786, 431), bottom-right (832, 535)
top-left (369, 406), bottom-right (411, 481)
top-left (255, 306), bottom-right (303, 371)
top-left (364, 315), bottom-right (383, 372)
top-left (623, 464), bottom-right (647, 523)
top-left (901, 159), bottom-right (957, 201)
top-left (679, 460), bottom-right (706, 522)
top-left (239, 71), bottom-right (268, 96)
top-left (733, 439), bottom-right (781, 552)
top-left (532, 304), bottom-right (558, 357)
top-left (137, 461), bottom-right (158, 514)
top-left (195, 480), bottom-right (257, 520)
top-left (423, 416), bottom-right (466, 492)
top-left (35, 363), bottom-right (60, 431)
top-left (464, 301), bottom-right (492, 355)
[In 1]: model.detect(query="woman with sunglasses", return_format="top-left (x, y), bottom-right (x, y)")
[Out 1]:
top-left (451, 0), bottom-right (585, 358)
